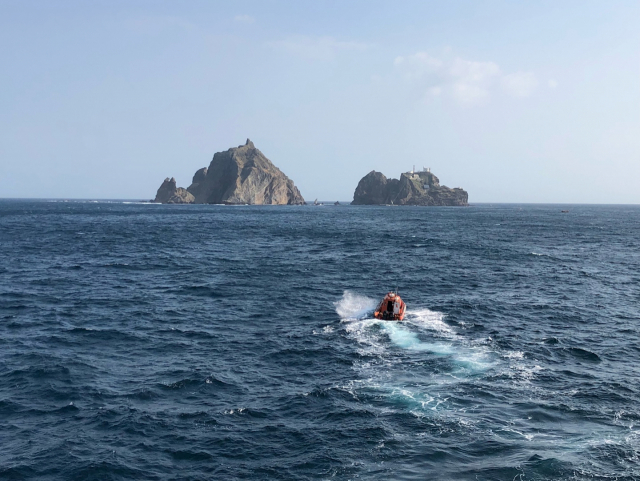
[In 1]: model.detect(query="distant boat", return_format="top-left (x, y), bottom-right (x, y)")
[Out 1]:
top-left (334, 201), bottom-right (340, 205)
top-left (561, 210), bottom-right (569, 213)
top-left (313, 199), bottom-right (323, 206)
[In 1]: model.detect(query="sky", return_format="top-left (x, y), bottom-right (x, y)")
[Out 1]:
top-left (1, 0), bottom-right (639, 203)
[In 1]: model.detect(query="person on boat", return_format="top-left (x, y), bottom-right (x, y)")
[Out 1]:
top-left (386, 293), bottom-right (401, 317)
top-left (393, 299), bottom-right (401, 317)
top-left (374, 292), bottom-right (406, 321)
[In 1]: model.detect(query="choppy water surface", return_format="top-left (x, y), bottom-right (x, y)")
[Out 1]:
top-left (1, 200), bottom-right (639, 480)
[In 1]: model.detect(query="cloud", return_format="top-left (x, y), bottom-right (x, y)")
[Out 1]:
top-left (394, 51), bottom-right (538, 106)
top-left (234, 14), bottom-right (255, 24)
top-left (269, 36), bottom-right (368, 61)
top-left (501, 71), bottom-right (538, 97)
top-left (394, 52), bottom-right (443, 80)
top-left (450, 58), bottom-right (501, 84)
top-left (450, 58), bottom-right (501, 104)
top-left (452, 82), bottom-right (492, 104)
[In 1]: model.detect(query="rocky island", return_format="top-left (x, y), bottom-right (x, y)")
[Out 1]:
top-left (153, 139), bottom-right (305, 205)
top-left (352, 168), bottom-right (468, 206)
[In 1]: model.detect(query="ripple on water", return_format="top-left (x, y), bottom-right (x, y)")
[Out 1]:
top-left (1, 201), bottom-right (639, 479)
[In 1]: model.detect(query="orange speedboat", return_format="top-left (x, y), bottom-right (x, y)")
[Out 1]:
top-left (374, 292), bottom-right (406, 321)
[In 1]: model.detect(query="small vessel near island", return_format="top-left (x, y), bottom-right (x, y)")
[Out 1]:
top-left (374, 292), bottom-right (407, 321)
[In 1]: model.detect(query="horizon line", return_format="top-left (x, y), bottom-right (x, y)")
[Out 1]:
top-left (1, 198), bottom-right (639, 206)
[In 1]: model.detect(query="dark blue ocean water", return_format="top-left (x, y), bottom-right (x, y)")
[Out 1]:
top-left (1, 200), bottom-right (639, 480)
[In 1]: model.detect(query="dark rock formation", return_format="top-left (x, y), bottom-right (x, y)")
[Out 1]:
top-left (153, 177), bottom-right (195, 204)
top-left (352, 170), bottom-right (468, 206)
top-left (186, 167), bottom-right (208, 200)
top-left (190, 139), bottom-right (305, 205)
top-left (153, 140), bottom-right (305, 205)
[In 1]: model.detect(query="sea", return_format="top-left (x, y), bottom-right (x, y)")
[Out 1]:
top-left (1, 200), bottom-right (639, 480)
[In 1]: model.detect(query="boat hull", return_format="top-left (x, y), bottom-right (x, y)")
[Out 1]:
top-left (373, 293), bottom-right (406, 321)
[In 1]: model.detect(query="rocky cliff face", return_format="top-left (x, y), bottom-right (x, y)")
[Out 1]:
top-left (190, 139), bottom-right (305, 205)
top-left (352, 170), bottom-right (468, 206)
top-left (153, 140), bottom-right (305, 205)
top-left (153, 177), bottom-right (195, 204)
top-left (186, 167), bottom-right (208, 200)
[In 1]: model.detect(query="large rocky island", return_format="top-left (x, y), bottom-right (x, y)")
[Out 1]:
top-left (153, 139), bottom-right (305, 205)
top-left (352, 169), bottom-right (468, 206)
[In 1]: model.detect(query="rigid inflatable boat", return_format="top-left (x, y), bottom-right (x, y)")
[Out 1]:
top-left (374, 292), bottom-right (406, 321)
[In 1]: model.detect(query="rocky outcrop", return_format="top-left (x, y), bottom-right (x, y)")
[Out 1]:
top-left (153, 177), bottom-right (195, 204)
top-left (190, 139), bottom-right (304, 205)
top-left (153, 140), bottom-right (305, 205)
top-left (352, 170), bottom-right (468, 206)
top-left (186, 167), bottom-right (208, 200)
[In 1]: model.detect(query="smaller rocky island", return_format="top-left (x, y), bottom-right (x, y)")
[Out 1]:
top-left (153, 139), bottom-right (305, 205)
top-left (154, 177), bottom-right (195, 204)
top-left (352, 168), bottom-right (468, 206)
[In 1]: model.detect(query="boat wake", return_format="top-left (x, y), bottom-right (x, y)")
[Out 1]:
top-left (335, 291), bottom-right (491, 369)
top-left (334, 291), bottom-right (499, 418)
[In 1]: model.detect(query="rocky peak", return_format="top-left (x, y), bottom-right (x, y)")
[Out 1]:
top-left (191, 168), bottom-right (208, 184)
top-left (153, 140), bottom-right (305, 205)
top-left (193, 140), bottom-right (304, 204)
top-left (349, 171), bottom-right (390, 205)
top-left (154, 177), bottom-right (194, 204)
top-left (154, 177), bottom-right (177, 203)
top-left (186, 167), bottom-right (209, 199)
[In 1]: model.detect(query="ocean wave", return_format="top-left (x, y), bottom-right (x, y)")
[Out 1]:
top-left (3, 201), bottom-right (640, 479)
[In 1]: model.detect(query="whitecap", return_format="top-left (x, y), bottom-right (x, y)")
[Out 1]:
top-left (503, 351), bottom-right (524, 360)
top-left (312, 325), bottom-right (335, 335)
top-left (406, 308), bottom-right (453, 335)
top-left (334, 290), bottom-right (377, 320)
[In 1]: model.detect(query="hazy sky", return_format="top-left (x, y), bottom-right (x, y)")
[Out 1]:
top-left (1, 0), bottom-right (638, 202)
